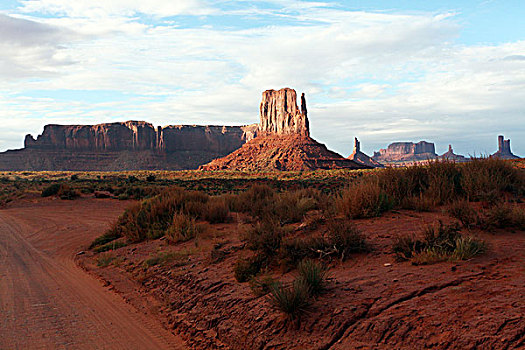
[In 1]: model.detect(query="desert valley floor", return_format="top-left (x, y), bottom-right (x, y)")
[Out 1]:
top-left (1, 193), bottom-right (523, 349)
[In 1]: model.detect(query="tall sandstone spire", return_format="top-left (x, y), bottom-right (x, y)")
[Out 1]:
top-left (259, 88), bottom-right (309, 136)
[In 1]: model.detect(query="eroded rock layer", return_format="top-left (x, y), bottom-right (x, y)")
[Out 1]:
top-left (259, 88), bottom-right (309, 136)
top-left (1, 121), bottom-right (258, 171)
top-left (372, 141), bottom-right (438, 164)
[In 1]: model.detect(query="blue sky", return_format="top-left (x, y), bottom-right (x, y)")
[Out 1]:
top-left (0, 0), bottom-right (524, 156)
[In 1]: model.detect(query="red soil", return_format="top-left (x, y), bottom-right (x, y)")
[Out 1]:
top-left (200, 134), bottom-right (368, 171)
top-left (0, 197), bottom-right (186, 349)
top-left (81, 205), bottom-right (525, 349)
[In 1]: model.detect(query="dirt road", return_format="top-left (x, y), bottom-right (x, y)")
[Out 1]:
top-left (0, 198), bottom-right (186, 349)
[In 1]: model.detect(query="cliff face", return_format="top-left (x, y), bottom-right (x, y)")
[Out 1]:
top-left (2, 121), bottom-right (259, 171)
top-left (23, 121), bottom-right (257, 154)
top-left (372, 141), bottom-right (437, 164)
top-left (259, 88), bottom-right (309, 136)
top-left (492, 135), bottom-right (519, 159)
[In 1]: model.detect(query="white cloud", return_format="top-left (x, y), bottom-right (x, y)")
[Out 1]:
top-left (18, 0), bottom-right (213, 17)
top-left (0, 2), bottom-right (523, 157)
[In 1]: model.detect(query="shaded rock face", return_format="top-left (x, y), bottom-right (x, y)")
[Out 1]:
top-left (2, 121), bottom-right (259, 170)
top-left (23, 121), bottom-right (257, 154)
top-left (372, 141), bottom-right (437, 164)
top-left (492, 135), bottom-right (519, 159)
top-left (439, 144), bottom-right (469, 162)
top-left (259, 88), bottom-right (309, 136)
top-left (348, 138), bottom-right (383, 168)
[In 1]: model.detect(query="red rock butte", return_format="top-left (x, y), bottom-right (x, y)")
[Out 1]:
top-left (200, 88), bottom-right (368, 171)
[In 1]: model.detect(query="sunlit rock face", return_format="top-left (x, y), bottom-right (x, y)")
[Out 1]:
top-left (259, 88), bottom-right (309, 137)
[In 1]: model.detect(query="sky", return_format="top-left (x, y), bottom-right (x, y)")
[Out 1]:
top-left (0, 0), bottom-right (524, 156)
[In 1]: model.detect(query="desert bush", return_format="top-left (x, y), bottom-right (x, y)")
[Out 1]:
top-left (146, 174), bottom-right (156, 182)
top-left (451, 236), bottom-right (486, 260)
top-left (393, 221), bottom-right (486, 264)
top-left (244, 218), bottom-right (285, 258)
top-left (97, 253), bottom-right (116, 267)
top-left (461, 157), bottom-right (524, 202)
top-left (335, 180), bottom-right (392, 219)
top-left (107, 188), bottom-right (209, 243)
top-left (401, 194), bottom-right (435, 212)
top-left (270, 189), bottom-right (320, 224)
top-left (425, 160), bottom-right (462, 204)
top-left (447, 200), bottom-right (479, 229)
top-left (233, 184), bottom-right (276, 217)
top-left (57, 185), bottom-right (80, 200)
top-left (481, 202), bottom-right (525, 231)
top-left (267, 279), bottom-right (310, 322)
top-left (143, 250), bottom-right (190, 267)
top-left (296, 259), bottom-right (328, 297)
top-left (204, 198), bottom-right (230, 223)
top-left (90, 228), bottom-right (122, 249)
top-left (249, 274), bottom-right (279, 297)
top-left (93, 240), bottom-right (127, 253)
top-left (278, 236), bottom-right (325, 268)
top-left (41, 183), bottom-right (61, 197)
top-left (326, 219), bottom-right (368, 259)
top-left (233, 255), bottom-right (266, 282)
top-left (166, 212), bottom-right (199, 243)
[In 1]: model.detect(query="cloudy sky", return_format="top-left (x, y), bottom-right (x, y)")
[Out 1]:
top-left (0, 0), bottom-right (524, 156)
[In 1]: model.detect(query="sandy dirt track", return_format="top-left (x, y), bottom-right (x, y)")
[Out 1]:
top-left (0, 198), bottom-right (186, 350)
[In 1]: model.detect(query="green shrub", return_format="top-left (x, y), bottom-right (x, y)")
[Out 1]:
top-left (393, 221), bottom-right (486, 264)
top-left (143, 251), bottom-right (190, 267)
top-left (41, 183), bottom-right (61, 197)
top-left (326, 219), bottom-right (368, 259)
top-left (335, 180), bottom-right (392, 219)
top-left (97, 253), bottom-right (115, 267)
top-left (451, 236), bottom-right (486, 260)
top-left (204, 198), bottom-right (230, 223)
top-left (166, 212), bottom-right (199, 243)
top-left (447, 200), bottom-right (479, 229)
top-left (93, 240), bottom-right (127, 253)
top-left (244, 219), bottom-right (284, 258)
top-left (267, 279), bottom-right (310, 322)
top-left (90, 228), bottom-right (122, 249)
top-left (296, 259), bottom-right (328, 297)
top-left (481, 202), bottom-right (525, 231)
top-left (234, 255), bottom-right (265, 282)
top-left (57, 185), bottom-right (80, 200)
top-left (249, 274), bottom-right (279, 297)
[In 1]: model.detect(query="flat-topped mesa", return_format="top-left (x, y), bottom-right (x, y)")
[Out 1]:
top-left (259, 88), bottom-right (309, 136)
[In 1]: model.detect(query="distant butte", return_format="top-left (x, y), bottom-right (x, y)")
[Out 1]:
top-left (200, 88), bottom-right (368, 171)
top-left (492, 135), bottom-right (519, 159)
top-left (348, 138), bottom-right (383, 168)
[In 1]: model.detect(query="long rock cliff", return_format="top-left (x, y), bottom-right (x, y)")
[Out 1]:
top-left (1, 121), bottom-right (258, 171)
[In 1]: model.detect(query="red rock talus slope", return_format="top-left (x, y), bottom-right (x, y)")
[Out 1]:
top-left (201, 88), bottom-right (367, 171)
top-left (201, 134), bottom-right (368, 171)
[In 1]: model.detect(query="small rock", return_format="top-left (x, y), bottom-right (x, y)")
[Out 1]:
top-left (76, 251), bottom-right (85, 256)
top-left (451, 266), bottom-right (457, 272)
top-left (393, 278), bottom-right (399, 282)
top-left (384, 263), bottom-right (392, 267)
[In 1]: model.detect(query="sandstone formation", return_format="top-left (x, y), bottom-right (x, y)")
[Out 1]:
top-left (201, 88), bottom-right (367, 171)
top-left (492, 135), bottom-right (519, 159)
top-left (0, 121), bottom-right (258, 171)
top-left (259, 88), bottom-right (309, 136)
top-left (348, 138), bottom-right (383, 168)
top-left (372, 141), bottom-right (437, 165)
top-left (439, 145), bottom-right (469, 162)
